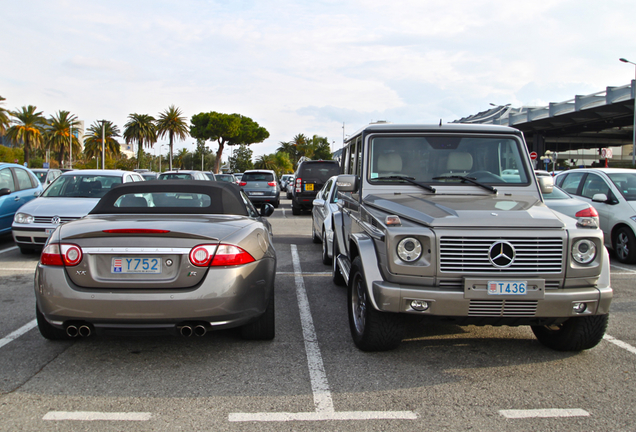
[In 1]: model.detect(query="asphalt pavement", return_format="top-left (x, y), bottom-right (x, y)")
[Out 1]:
top-left (0, 199), bottom-right (634, 431)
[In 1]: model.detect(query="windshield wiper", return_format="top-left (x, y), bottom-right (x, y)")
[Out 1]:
top-left (432, 175), bottom-right (497, 193)
top-left (374, 176), bottom-right (436, 193)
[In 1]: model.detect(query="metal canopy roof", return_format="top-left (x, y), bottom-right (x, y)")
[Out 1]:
top-left (454, 81), bottom-right (635, 150)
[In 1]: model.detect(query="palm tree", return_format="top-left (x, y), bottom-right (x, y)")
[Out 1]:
top-left (175, 148), bottom-right (189, 169)
top-left (45, 111), bottom-right (81, 168)
top-left (123, 114), bottom-right (157, 169)
top-left (6, 105), bottom-right (47, 166)
top-left (84, 121), bottom-right (121, 162)
top-left (277, 134), bottom-right (308, 167)
top-left (156, 105), bottom-right (189, 171)
top-left (0, 96), bottom-right (9, 136)
top-left (254, 154), bottom-right (277, 171)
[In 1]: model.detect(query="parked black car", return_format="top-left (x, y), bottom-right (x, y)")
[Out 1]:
top-left (291, 160), bottom-right (340, 215)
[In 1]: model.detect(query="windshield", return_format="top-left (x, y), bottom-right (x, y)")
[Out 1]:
top-left (158, 173), bottom-right (193, 180)
top-left (33, 171), bottom-right (47, 183)
top-left (216, 175), bottom-right (235, 182)
top-left (608, 172), bottom-right (636, 201)
top-left (369, 135), bottom-right (529, 185)
top-left (41, 175), bottom-right (122, 198)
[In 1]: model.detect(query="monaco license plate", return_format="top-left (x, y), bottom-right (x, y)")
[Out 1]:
top-left (305, 183), bottom-right (314, 191)
top-left (112, 257), bottom-right (162, 274)
top-left (488, 280), bottom-right (527, 295)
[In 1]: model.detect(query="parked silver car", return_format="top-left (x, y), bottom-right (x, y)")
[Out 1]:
top-left (34, 180), bottom-right (276, 341)
top-left (12, 170), bottom-right (144, 254)
top-left (311, 176), bottom-right (338, 264)
top-left (555, 167), bottom-right (636, 263)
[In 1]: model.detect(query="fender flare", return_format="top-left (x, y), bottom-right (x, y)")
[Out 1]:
top-left (350, 233), bottom-right (384, 311)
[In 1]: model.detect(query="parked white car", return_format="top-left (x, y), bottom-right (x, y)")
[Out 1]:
top-left (555, 168), bottom-right (636, 263)
top-left (311, 175), bottom-right (338, 264)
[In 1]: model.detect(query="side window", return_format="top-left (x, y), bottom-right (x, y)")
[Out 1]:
top-left (14, 168), bottom-right (34, 191)
top-left (240, 191), bottom-right (259, 218)
top-left (560, 172), bottom-right (585, 195)
top-left (355, 137), bottom-right (362, 175)
top-left (0, 168), bottom-right (16, 192)
top-left (581, 174), bottom-right (611, 199)
top-left (322, 179), bottom-right (332, 200)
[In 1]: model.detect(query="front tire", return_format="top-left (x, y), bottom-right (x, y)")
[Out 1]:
top-left (241, 290), bottom-right (275, 340)
top-left (531, 314), bottom-right (609, 351)
top-left (19, 245), bottom-right (34, 255)
top-left (613, 226), bottom-right (636, 263)
top-left (348, 257), bottom-right (404, 351)
top-left (312, 217), bottom-right (321, 243)
top-left (36, 306), bottom-right (72, 340)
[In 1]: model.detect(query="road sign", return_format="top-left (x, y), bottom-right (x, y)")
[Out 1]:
top-left (530, 151), bottom-right (537, 160)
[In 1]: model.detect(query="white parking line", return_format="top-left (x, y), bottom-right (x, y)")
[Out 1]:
top-left (0, 246), bottom-right (18, 254)
top-left (499, 408), bottom-right (589, 419)
top-left (43, 411), bottom-right (151, 421)
top-left (610, 263), bottom-right (636, 273)
top-left (229, 244), bottom-right (418, 422)
top-left (604, 334), bottom-right (636, 355)
top-left (0, 319), bottom-right (37, 350)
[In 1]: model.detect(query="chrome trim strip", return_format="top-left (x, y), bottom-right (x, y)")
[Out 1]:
top-left (81, 247), bottom-right (191, 254)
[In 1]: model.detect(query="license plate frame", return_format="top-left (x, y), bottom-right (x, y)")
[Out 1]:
top-left (250, 191), bottom-right (264, 196)
top-left (112, 257), bottom-right (162, 274)
top-left (487, 280), bottom-right (527, 295)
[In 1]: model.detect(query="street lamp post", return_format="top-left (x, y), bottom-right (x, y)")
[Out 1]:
top-left (99, 120), bottom-right (107, 170)
top-left (69, 125), bottom-right (73, 169)
top-left (619, 58), bottom-right (636, 166)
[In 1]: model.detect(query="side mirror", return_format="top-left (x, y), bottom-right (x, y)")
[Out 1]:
top-left (336, 174), bottom-right (358, 193)
top-left (312, 198), bottom-right (325, 207)
top-left (0, 188), bottom-right (11, 197)
top-left (537, 176), bottom-right (554, 194)
top-left (592, 193), bottom-right (609, 203)
top-left (260, 203), bottom-right (275, 217)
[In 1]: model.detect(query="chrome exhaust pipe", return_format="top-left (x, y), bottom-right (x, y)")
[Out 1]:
top-left (78, 325), bottom-right (92, 337)
top-left (180, 326), bottom-right (193, 337)
top-left (194, 325), bottom-right (207, 337)
top-left (66, 325), bottom-right (79, 337)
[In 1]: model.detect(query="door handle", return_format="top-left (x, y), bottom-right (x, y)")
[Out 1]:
top-left (14, 196), bottom-right (20, 202)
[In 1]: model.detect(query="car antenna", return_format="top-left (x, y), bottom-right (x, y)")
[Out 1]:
top-left (439, 119), bottom-right (442, 126)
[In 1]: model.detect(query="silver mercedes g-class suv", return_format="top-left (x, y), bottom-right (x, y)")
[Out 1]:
top-left (331, 123), bottom-right (612, 351)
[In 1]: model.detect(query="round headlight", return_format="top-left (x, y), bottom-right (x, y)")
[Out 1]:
top-left (572, 239), bottom-right (596, 264)
top-left (397, 237), bottom-right (422, 262)
top-left (14, 212), bottom-right (34, 224)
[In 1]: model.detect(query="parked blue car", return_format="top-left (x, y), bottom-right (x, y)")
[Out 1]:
top-left (0, 163), bottom-right (43, 235)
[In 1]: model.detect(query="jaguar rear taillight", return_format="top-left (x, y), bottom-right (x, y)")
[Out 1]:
top-left (189, 245), bottom-right (218, 267)
top-left (211, 245), bottom-right (255, 266)
top-left (40, 243), bottom-right (83, 267)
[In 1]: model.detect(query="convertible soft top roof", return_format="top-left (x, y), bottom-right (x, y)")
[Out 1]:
top-left (89, 180), bottom-right (248, 216)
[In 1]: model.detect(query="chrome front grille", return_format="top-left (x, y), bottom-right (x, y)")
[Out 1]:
top-left (33, 216), bottom-right (80, 224)
top-left (440, 237), bottom-right (563, 274)
top-left (468, 300), bottom-right (538, 317)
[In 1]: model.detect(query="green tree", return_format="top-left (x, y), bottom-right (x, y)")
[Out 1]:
top-left (175, 148), bottom-right (189, 169)
top-left (156, 105), bottom-right (189, 171)
top-left (84, 121), bottom-right (121, 162)
top-left (0, 96), bottom-right (9, 136)
top-left (6, 105), bottom-right (47, 166)
top-left (254, 154), bottom-right (276, 171)
top-left (190, 112), bottom-right (269, 174)
top-left (45, 111), bottom-right (82, 168)
top-left (254, 151), bottom-right (293, 177)
top-left (229, 144), bottom-right (254, 172)
top-left (310, 135), bottom-right (333, 160)
top-left (124, 114), bottom-right (157, 169)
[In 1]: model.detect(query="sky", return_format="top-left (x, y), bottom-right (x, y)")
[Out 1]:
top-left (2, 0), bottom-right (636, 162)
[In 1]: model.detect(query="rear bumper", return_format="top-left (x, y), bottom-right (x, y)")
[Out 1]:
top-left (34, 257), bottom-right (276, 330)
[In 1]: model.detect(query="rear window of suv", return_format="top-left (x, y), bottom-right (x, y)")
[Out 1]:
top-left (298, 162), bottom-right (340, 181)
top-left (243, 172), bottom-right (274, 182)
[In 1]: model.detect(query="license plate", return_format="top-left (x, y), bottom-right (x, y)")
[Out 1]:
top-left (112, 257), bottom-right (162, 274)
top-left (305, 184), bottom-right (314, 191)
top-left (250, 191), bottom-right (264, 196)
top-left (45, 228), bottom-right (55, 235)
top-left (488, 281), bottom-right (527, 295)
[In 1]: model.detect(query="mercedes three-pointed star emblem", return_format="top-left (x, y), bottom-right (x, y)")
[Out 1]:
top-left (488, 241), bottom-right (516, 268)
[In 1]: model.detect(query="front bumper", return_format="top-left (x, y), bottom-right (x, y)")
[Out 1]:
top-left (35, 258), bottom-right (275, 331)
top-left (371, 279), bottom-right (612, 320)
top-left (12, 226), bottom-right (50, 247)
